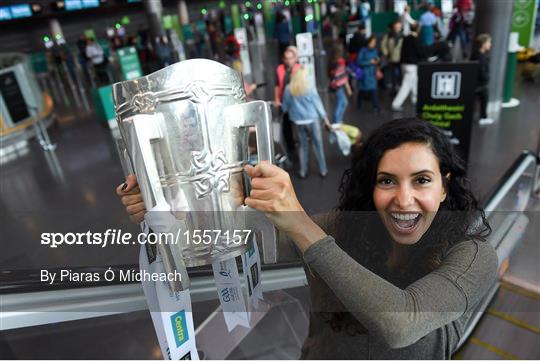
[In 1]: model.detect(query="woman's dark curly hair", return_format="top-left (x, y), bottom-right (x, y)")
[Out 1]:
top-left (335, 117), bottom-right (491, 283)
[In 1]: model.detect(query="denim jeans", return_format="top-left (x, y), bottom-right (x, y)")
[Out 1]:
top-left (333, 86), bottom-right (348, 124)
top-left (295, 121), bottom-right (328, 176)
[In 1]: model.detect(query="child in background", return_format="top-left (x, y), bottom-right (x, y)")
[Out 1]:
top-left (470, 33), bottom-right (493, 125)
top-left (328, 44), bottom-right (352, 124)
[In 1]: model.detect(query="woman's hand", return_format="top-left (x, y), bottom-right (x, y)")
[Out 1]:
top-left (115, 174), bottom-right (147, 224)
top-left (323, 117), bottom-right (332, 131)
top-left (244, 162), bottom-right (327, 253)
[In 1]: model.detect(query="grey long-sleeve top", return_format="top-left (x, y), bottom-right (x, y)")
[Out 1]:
top-left (301, 229), bottom-right (497, 359)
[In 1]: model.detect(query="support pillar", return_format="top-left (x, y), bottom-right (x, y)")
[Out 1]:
top-left (474, 0), bottom-right (514, 121)
top-left (48, 19), bottom-right (64, 42)
top-left (144, 0), bottom-right (165, 41)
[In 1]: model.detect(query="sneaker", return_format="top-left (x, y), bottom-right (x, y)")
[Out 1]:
top-left (479, 117), bottom-right (494, 126)
top-left (297, 171), bottom-right (307, 179)
top-left (319, 171), bottom-right (328, 178)
top-left (392, 105), bottom-right (404, 112)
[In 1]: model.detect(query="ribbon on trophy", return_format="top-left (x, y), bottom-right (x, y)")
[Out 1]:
top-left (140, 207), bottom-right (198, 360)
top-left (140, 243), bottom-right (198, 360)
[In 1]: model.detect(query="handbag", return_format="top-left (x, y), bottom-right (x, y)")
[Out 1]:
top-left (376, 66), bottom-right (384, 80)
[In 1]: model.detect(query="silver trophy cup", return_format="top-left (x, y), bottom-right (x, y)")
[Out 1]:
top-left (113, 59), bottom-right (278, 288)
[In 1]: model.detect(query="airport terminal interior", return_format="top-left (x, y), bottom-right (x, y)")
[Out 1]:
top-left (0, 0), bottom-right (539, 359)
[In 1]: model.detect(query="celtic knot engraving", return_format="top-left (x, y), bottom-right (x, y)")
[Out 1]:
top-left (231, 84), bottom-right (245, 101)
top-left (131, 92), bottom-right (157, 113)
top-left (187, 150), bottom-right (234, 199)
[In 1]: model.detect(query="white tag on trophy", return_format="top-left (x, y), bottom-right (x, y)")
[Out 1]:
top-left (212, 258), bottom-right (250, 331)
top-left (242, 235), bottom-right (264, 310)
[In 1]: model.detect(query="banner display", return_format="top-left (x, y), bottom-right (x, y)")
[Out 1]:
top-left (511, 0), bottom-right (539, 48)
top-left (234, 27), bottom-right (252, 77)
top-left (417, 62), bottom-right (478, 164)
top-left (296, 33), bottom-right (316, 89)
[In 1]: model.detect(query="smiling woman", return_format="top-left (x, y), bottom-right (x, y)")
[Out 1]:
top-left (242, 117), bottom-right (498, 359)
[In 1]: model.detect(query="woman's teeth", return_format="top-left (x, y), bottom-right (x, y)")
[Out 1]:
top-left (390, 213), bottom-right (421, 230)
top-left (391, 213), bottom-right (420, 221)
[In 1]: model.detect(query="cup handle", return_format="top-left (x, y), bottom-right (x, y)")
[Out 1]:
top-left (224, 100), bottom-right (278, 263)
top-left (129, 114), bottom-right (188, 291)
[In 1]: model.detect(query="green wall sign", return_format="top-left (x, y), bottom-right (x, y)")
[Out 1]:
top-left (511, 0), bottom-right (538, 48)
top-left (117, 46), bottom-right (142, 80)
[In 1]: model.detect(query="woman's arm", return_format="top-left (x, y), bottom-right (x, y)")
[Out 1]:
top-left (406, 12), bottom-right (416, 25)
top-left (303, 236), bottom-right (497, 348)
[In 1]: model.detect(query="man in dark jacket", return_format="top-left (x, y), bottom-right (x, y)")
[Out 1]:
top-left (470, 33), bottom-right (492, 125)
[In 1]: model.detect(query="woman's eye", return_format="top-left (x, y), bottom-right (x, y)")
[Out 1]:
top-left (416, 176), bottom-right (431, 184)
top-left (377, 178), bottom-right (394, 185)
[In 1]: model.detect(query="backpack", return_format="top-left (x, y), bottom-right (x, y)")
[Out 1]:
top-left (347, 62), bottom-right (364, 81)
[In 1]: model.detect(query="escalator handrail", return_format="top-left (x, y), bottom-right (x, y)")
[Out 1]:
top-left (481, 150), bottom-right (538, 212)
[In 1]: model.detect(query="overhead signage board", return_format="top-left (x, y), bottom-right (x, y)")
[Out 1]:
top-left (0, 7), bottom-right (12, 20)
top-left (417, 62), bottom-right (479, 164)
top-left (10, 4), bottom-right (32, 18)
top-left (82, 0), bottom-right (100, 8)
top-left (65, 0), bottom-right (83, 11)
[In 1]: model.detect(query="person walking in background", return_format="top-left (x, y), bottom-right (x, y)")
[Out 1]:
top-left (356, 36), bottom-right (381, 112)
top-left (282, 67), bottom-right (331, 179)
top-left (400, 4), bottom-right (416, 36)
top-left (471, 34), bottom-right (493, 126)
top-left (381, 20), bottom-right (404, 94)
top-left (419, 4), bottom-right (438, 46)
top-left (192, 25), bottom-right (205, 58)
top-left (328, 44), bottom-right (352, 124)
top-left (275, 11), bottom-right (292, 61)
top-left (155, 36), bottom-right (173, 68)
top-left (85, 37), bottom-right (109, 86)
top-left (274, 46), bottom-right (300, 165)
top-left (392, 23), bottom-right (426, 111)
